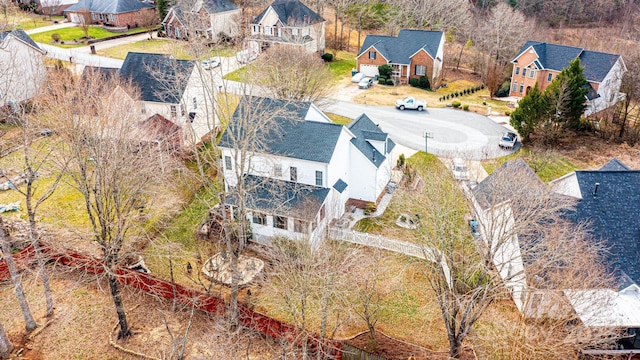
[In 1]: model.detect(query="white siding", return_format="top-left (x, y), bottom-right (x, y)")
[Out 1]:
top-left (432, 33), bottom-right (445, 83)
top-left (585, 57), bottom-right (626, 116)
top-left (210, 9), bottom-right (241, 37)
top-left (348, 147), bottom-right (378, 202)
top-left (0, 36), bottom-right (45, 107)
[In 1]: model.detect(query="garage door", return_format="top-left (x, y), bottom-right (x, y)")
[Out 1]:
top-left (359, 64), bottom-right (379, 77)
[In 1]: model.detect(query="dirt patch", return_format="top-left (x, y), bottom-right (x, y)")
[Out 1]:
top-left (346, 331), bottom-right (475, 360)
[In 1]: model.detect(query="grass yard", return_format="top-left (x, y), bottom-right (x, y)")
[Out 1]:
top-left (13, 15), bottom-right (65, 31)
top-left (97, 39), bottom-right (236, 60)
top-left (327, 50), bottom-right (356, 83)
top-left (482, 147), bottom-right (577, 183)
top-left (30, 26), bottom-right (156, 48)
top-left (326, 112), bottom-right (352, 125)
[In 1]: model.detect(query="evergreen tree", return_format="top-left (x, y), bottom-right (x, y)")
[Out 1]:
top-left (544, 58), bottom-right (588, 129)
top-left (510, 83), bottom-right (547, 142)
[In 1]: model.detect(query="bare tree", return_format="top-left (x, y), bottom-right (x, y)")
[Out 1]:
top-left (254, 45), bottom-right (333, 102)
top-left (0, 216), bottom-right (37, 332)
top-left (138, 9), bottom-right (159, 40)
top-left (77, 7), bottom-right (91, 39)
top-left (44, 70), bottom-right (180, 339)
top-left (389, 0), bottom-right (471, 33)
top-left (615, 52), bottom-right (640, 139)
top-left (0, 319), bottom-right (11, 359)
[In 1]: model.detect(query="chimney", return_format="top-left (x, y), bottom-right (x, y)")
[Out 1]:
top-left (593, 183), bottom-right (600, 197)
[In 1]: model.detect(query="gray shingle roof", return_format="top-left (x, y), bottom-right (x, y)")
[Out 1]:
top-left (119, 52), bottom-right (194, 104)
top-left (600, 158), bottom-right (631, 171)
top-left (333, 179), bottom-right (347, 193)
top-left (358, 29), bottom-right (443, 65)
top-left (81, 66), bottom-right (120, 82)
top-left (347, 114), bottom-right (395, 168)
top-left (226, 175), bottom-right (329, 219)
top-left (66, 0), bottom-right (155, 14)
top-left (201, 0), bottom-right (238, 13)
top-left (573, 166), bottom-right (640, 287)
top-left (252, 0), bottom-right (324, 26)
top-left (218, 97), bottom-right (343, 163)
top-left (0, 29), bottom-right (41, 52)
top-left (513, 41), bottom-right (621, 82)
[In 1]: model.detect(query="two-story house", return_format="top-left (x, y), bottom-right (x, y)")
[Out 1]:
top-left (85, 52), bottom-right (216, 146)
top-left (248, 0), bottom-right (325, 54)
top-left (356, 29), bottom-right (445, 86)
top-left (219, 96), bottom-right (395, 245)
top-left (510, 41), bottom-right (627, 116)
top-left (162, 0), bottom-right (241, 40)
top-left (65, 0), bottom-right (156, 28)
top-left (0, 30), bottom-right (46, 110)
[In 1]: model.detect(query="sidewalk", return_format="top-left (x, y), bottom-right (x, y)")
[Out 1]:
top-left (25, 21), bottom-right (75, 35)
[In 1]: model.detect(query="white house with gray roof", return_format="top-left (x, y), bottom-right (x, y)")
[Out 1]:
top-left (219, 97), bottom-right (395, 245)
top-left (248, 0), bottom-right (325, 54)
top-left (163, 0), bottom-right (241, 40)
top-left (0, 30), bottom-right (46, 109)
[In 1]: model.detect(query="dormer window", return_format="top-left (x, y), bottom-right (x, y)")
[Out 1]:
top-left (368, 51), bottom-right (376, 60)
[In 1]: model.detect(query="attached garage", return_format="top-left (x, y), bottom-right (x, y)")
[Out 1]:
top-left (359, 64), bottom-right (379, 77)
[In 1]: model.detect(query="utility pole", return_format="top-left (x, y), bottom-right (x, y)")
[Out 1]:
top-left (424, 131), bottom-right (433, 153)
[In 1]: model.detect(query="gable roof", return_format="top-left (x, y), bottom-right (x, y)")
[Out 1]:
top-left (65, 0), bottom-right (155, 14)
top-left (513, 41), bottom-right (622, 82)
top-left (347, 114), bottom-right (395, 168)
top-left (218, 97), bottom-right (344, 163)
top-left (201, 0), bottom-right (238, 13)
top-left (252, 0), bottom-right (324, 26)
top-left (226, 175), bottom-right (330, 219)
top-left (119, 52), bottom-right (194, 104)
top-left (164, 0), bottom-right (237, 24)
top-left (0, 29), bottom-right (42, 52)
top-left (573, 162), bottom-right (640, 287)
top-left (358, 29), bottom-right (443, 65)
top-left (81, 66), bottom-right (120, 82)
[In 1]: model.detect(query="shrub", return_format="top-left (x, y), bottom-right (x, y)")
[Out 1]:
top-left (418, 76), bottom-right (430, 89)
top-left (378, 77), bottom-right (387, 84)
top-left (51, 33), bottom-right (61, 42)
top-left (495, 80), bottom-right (511, 97)
top-left (321, 53), bottom-right (333, 62)
top-left (463, 104), bottom-right (469, 111)
top-left (378, 64), bottom-right (392, 79)
top-left (505, 110), bottom-right (511, 116)
top-left (483, 100), bottom-right (487, 105)
top-left (452, 101), bottom-right (461, 108)
top-left (386, 78), bottom-right (394, 85)
top-left (364, 202), bottom-right (377, 215)
top-left (409, 78), bottom-right (419, 87)
top-left (476, 86), bottom-right (481, 91)
top-left (471, 88), bottom-right (475, 94)
top-left (397, 153), bottom-right (406, 168)
top-left (446, 94), bottom-right (450, 100)
top-left (480, 84), bottom-right (485, 89)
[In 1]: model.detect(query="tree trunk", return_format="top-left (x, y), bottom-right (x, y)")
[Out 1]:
top-left (27, 209), bottom-right (54, 318)
top-left (0, 218), bottom-right (37, 332)
top-left (456, 41), bottom-right (465, 70)
top-left (333, 12), bottom-right (338, 51)
top-left (0, 320), bottom-right (12, 359)
top-left (227, 251), bottom-right (240, 327)
top-left (107, 273), bottom-right (131, 339)
top-left (448, 335), bottom-right (462, 359)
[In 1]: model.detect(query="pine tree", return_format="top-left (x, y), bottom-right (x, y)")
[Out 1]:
top-left (544, 58), bottom-right (588, 129)
top-left (510, 83), bottom-right (548, 142)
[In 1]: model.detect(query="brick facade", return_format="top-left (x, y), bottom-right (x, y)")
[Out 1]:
top-left (356, 46), bottom-right (387, 70)
top-left (66, 8), bottom-right (156, 28)
top-left (408, 49), bottom-right (434, 84)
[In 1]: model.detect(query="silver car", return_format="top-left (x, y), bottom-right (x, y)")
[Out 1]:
top-left (358, 77), bottom-right (373, 89)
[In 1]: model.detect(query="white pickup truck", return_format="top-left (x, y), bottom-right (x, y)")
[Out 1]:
top-left (395, 97), bottom-right (427, 111)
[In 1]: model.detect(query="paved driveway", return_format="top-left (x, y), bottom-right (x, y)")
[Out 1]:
top-left (322, 100), bottom-right (513, 160)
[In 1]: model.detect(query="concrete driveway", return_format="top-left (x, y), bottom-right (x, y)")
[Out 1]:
top-left (322, 100), bottom-right (514, 160)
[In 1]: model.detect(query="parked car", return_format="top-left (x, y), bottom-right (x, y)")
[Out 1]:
top-left (351, 72), bottom-right (365, 83)
top-left (236, 49), bottom-right (258, 64)
top-left (358, 77), bottom-right (373, 89)
top-left (499, 131), bottom-right (518, 149)
top-left (395, 96), bottom-right (427, 111)
top-left (452, 158), bottom-right (470, 181)
top-left (201, 58), bottom-right (221, 70)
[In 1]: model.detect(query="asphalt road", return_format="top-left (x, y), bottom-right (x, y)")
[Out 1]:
top-left (322, 100), bottom-right (513, 160)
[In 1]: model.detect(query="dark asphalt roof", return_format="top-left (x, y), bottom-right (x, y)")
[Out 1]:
top-left (66, 0), bottom-right (155, 14)
top-left (81, 66), bottom-right (120, 82)
top-left (514, 41), bottom-right (621, 82)
top-left (333, 179), bottom-right (347, 193)
top-left (600, 158), bottom-right (631, 171)
top-left (347, 114), bottom-right (394, 168)
top-left (573, 164), bottom-right (640, 287)
top-left (219, 97), bottom-right (343, 163)
top-left (201, 0), bottom-right (238, 13)
top-left (120, 52), bottom-right (194, 104)
top-left (0, 29), bottom-right (41, 51)
top-left (226, 175), bottom-right (329, 219)
top-left (252, 0), bottom-right (324, 26)
top-left (358, 29), bottom-right (443, 65)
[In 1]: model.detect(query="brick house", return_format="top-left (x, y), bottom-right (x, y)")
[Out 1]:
top-left (65, 0), bottom-right (157, 29)
top-left (248, 0), bottom-right (325, 54)
top-left (510, 41), bottom-right (627, 116)
top-left (162, 0), bottom-right (241, 40)
top-left (356, 29), bottom-right (444, 86)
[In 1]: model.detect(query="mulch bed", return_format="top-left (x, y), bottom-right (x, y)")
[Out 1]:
top-left (345, 331), bottom-right (475, 360)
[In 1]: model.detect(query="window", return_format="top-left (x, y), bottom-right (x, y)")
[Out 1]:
top-left (290, 167), bottom-right (297, 182)
top-left (109, 14), bottom-right (115, 22)
top-left (224, 156), bottom-right (232, 170)
top-left (315, 171), bottom-right (322, 186)
top-left (415, 65), bottom-right (426, 76)
top-left (252, 25), bottom-right (259, 33)
top-left (188, 112), bottom-right (196, 123)
top-left (91, 13), bottom-right (96, 20)
top-left (274, 164), bottom-right (282, 177)
top-left (512, 82), bottom-right (518, 92)
top-left (265, 26), bottom-right (273, 35)
top-left (175, 28), bottom-right (181, 38)
top-left (170, 105), bottom-right (177, 118)
top-left (515, 67), bottom-right (520, 75)
top-left (140, 103), bottom-right (146, 114)
top-left (522, 68), bottom-right (527, 77)
top-left (519, 83), bottom-right (524, 93)
top-left (98, 13), bottom-right (103, 20)
top-left (252, 212), bottom-right (266, 225)
top-left (277, 28), bottom-right (282, 37)
top-left (292, 28), bottom-right (299, 35)
top-left (294, 219), bottom-right (307, 233)
top-left (547, 73), bottom-right (553, 82)
top-left (273, 215), bottom-right (287, 230)
top-left (368, 51), bottom-right (376, 60)
top-left (319, 205), bottom-right (325, 220)
top-left (529, 69), bottom-right (535, 78)
top-left (193, 97), bottom-right (197, 109)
